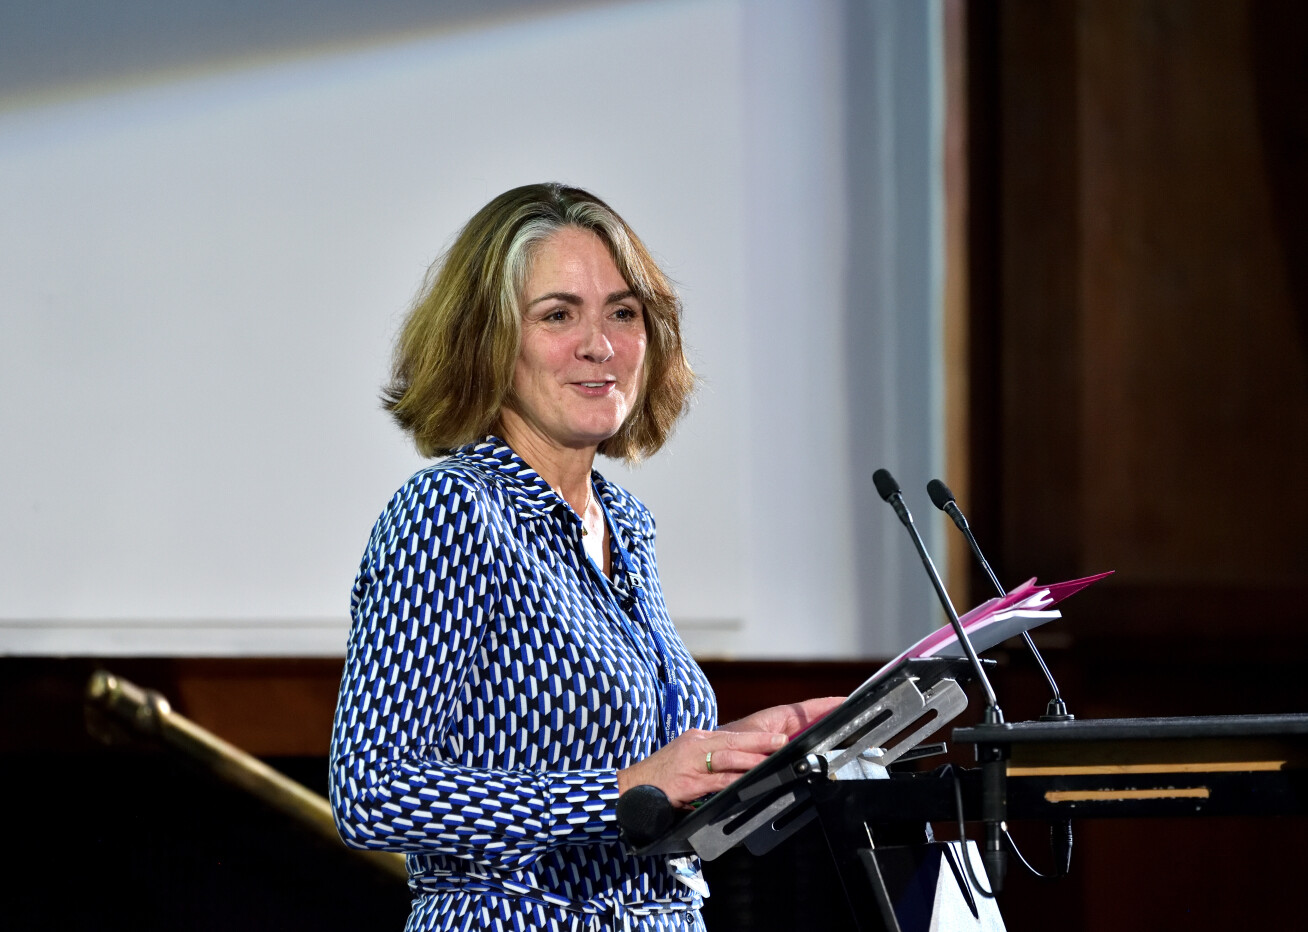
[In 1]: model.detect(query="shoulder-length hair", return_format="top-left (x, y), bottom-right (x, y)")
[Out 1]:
top-left (383, 183), bottom-right (695, 462)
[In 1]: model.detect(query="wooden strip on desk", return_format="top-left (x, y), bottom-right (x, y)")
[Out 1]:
top-left (1005, 736), bottom-right (1308, 770)
top-left (1010, 760), bottom-right (1285, 776)
top-left (1045, 787), bottom-right (1211, 803)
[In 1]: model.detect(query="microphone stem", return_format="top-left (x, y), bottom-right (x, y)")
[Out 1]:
top-left (961, 529), bottom-right (1065, 706)
top-left (898, 499), bottom-right (1003, 721)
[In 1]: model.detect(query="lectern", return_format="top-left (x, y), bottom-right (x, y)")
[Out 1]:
top-left (621, 657), bottom-right (1308, 931)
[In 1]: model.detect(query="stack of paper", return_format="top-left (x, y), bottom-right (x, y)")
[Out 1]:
top-left (860, 571), bottom-right (1114, 692)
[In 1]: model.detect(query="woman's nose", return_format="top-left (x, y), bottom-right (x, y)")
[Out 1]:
top-left (578, 322), bottom-right (614, 363)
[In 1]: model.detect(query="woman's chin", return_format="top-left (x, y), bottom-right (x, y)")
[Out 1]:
top-left (557, 413), bottom-right (629, 449)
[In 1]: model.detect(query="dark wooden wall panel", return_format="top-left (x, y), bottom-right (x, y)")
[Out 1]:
top-left (996, 0), bottom-right (1085, 579)
top-left (1076, 0), bottom-right (1308, 587)
top-left (961, 1), bottom-right (1308, 929)
top-left (976, 0), bottom-right (1308, 626)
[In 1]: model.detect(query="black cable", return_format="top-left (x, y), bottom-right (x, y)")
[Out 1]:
top-left (950, 768), bottom-right (1065, 886)
top-left (950, 769), bottom-right (997, 899)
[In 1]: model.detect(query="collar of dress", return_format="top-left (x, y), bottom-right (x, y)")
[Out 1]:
top-left (458, 437), bottom-right (649, 550)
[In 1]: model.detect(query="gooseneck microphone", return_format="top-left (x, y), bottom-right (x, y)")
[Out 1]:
top-left (927, 477), bottom-right (1073, 879)
top-left (872, 469), bottom-right (1003, 724)
top-left (873, 468), bottom-right (1007, 893)
top-left (926, 478), bottom-right (1070, 721)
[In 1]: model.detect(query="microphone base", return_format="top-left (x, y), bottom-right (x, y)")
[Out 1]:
top-left (1041, 698), bottom-right (1074, 722)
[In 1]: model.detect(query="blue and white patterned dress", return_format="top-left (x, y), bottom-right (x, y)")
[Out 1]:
top-left (330, 438), bottom-right (717, 931)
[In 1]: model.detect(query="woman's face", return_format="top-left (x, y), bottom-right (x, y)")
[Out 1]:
top-left (502, 226), bottom-right (647, 457)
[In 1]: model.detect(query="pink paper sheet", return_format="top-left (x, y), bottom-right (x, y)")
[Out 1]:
top-left (862, 571), bottom-right (1114, 689)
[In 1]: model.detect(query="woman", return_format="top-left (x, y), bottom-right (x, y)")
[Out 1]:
top-left (330, 183), bottom-right (840, 931)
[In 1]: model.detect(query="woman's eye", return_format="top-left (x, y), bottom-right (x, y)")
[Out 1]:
top-left (545, 308), bottom-right (569, 321)
top-left (613, 306), bottom-right (640, 320)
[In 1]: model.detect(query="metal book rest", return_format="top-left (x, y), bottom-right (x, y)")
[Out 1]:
top-left (632, 657), bottom-right (974, 861)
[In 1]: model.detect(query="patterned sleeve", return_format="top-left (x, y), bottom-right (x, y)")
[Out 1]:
top-left (328, 469), bottom-right (622, 870)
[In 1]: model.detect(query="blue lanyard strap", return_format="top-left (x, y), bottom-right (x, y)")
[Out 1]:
top-left (597, 499), bottom-right (684, 746)
top-left (618, 564), bottom-right (684, 746)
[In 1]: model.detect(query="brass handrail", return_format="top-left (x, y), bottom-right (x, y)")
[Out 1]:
top-left (85, 669), bottom-right (408, 882)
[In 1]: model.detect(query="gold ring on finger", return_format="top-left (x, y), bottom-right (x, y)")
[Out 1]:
top-left (705, 751), bottom-right (714, 774)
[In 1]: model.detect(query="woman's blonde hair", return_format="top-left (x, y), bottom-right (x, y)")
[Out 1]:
top-left (383, 183), bottom-right (695, 462)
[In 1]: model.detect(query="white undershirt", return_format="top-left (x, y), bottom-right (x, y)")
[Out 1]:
top-left (582, 510), bottom-right (607, 573)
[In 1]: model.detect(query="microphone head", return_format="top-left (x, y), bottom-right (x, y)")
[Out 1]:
top-left (616, 784), bottom-right (675, 848)
top-left (926, 478), bottom-right (956, 511)
top-left (872, 468), bottom-right (901, 502)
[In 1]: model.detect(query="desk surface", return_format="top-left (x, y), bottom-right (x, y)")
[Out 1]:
top-left (955, 712), bottom-right (1308, 745)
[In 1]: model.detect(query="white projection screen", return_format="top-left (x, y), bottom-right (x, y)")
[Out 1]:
top-left (0, 0), bottom-right (944, 658)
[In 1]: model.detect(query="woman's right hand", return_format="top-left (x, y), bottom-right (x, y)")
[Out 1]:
top-left (617, 697), bottom-right (844, 808)
top-left (616, 727), bottom-right (788, 808)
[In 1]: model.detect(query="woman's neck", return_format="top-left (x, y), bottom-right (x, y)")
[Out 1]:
top-left (496, 412), bottom-right (597, 514)
top-left (496, 412), bottom-right (610, 576)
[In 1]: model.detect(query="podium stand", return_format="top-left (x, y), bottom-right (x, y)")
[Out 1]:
top-left (624, 657), bottom-right (1308, 931)
top-left (631, 657), bottom-right (995, 931)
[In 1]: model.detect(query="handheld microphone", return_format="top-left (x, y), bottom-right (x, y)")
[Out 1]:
top-left (616, 784), bottom-right (675, 849)
top-left (928, 477), bottom-right (1073, 879)
top-left (874, 468), bottom-right (1007, 893)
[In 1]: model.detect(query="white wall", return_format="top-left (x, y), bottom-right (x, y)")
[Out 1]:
top-left (0, 0), bottom-right (945, 658)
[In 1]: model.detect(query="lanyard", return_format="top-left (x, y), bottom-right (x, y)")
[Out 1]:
top-left (594, 497), bottom-right (684, 747)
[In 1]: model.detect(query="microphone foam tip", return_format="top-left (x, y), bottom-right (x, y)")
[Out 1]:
top-left (872, 468), bottom-right (900, 502)
top-left (926, 478), bottom-right (956, 510)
